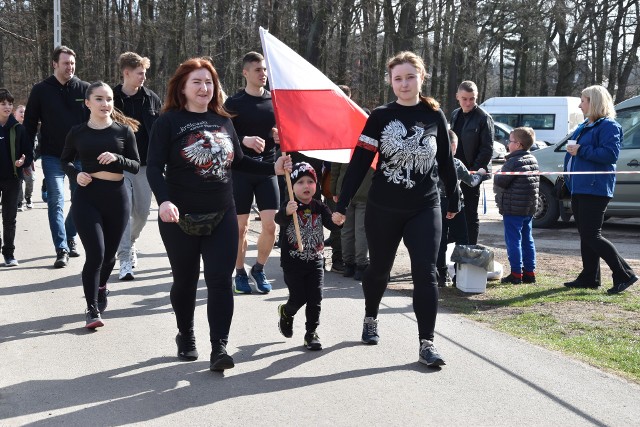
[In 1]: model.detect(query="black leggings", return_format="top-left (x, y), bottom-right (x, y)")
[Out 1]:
top-left (363, 202), bottom-right (441, 341)
top-left (571, 194), bottom-right (635, 284)
top-left (72, 178), bottom-right (130, 307)
top-left (159, 207), bottom-right (237, 344)
top-left (282, 264), bottom-right (324, 332)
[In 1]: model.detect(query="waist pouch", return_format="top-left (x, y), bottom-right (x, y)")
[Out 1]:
top-left (178, 211), bottom-right (225, 236)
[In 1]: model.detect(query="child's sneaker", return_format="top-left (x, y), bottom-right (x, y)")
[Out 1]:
top-left (97, 286), bottom-right (109, 313)
top-left (418, 339), bottom-right (446, 367)
top-left (501, 273), bottom-right (523, 284)
top-left (26, 198), bottom-right (33, 209)
top-left (304, 331), bottom-right (322, 351)
top-left (278, 304), bottom-right (293, 338)
top-left (523, 272), bottom-right (536, 284)
top-left (4, 256), bottom-right (18, 267)
top-left (361, 316), bottom-right (379, 344)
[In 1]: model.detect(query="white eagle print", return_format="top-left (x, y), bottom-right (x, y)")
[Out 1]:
top-left (287, 209), bottom-right (324, 261)
top-left (181, 130), bottom-right (234, 179)
top-left (379, 119), bottom-right (437, 189)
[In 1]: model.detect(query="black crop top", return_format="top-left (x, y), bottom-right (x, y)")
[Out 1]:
top-left (61, 122), bottom-right (140, 179)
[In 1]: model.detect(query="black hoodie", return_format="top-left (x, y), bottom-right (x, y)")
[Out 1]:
top-left (0, 114), bottom-right (33, 180)
top-left (24, 75), bottom-right (90, 158)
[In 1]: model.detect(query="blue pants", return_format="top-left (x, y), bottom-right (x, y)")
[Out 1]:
top-left (41, 155), bottom-right (79, 252)
top-left (503, 215), bottom-right (536, 274)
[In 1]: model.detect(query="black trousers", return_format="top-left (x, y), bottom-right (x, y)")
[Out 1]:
top-left (0, 177), bottom-right (20, 257)
top-left (159, 207), bottom-right (237, 344)
top-left (571, 194), bottom-right (635, 285)
top-left (461, 184), bottom-right (480, 245)
top-left (282, 263), bottom-right (324, 332)
top-left (363, 202), bottom-right (441, 341)
top-left (72, 179), bottom-right (130, 307)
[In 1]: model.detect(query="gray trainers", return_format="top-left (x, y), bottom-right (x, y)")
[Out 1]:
top-left (119, 260), bottom-right (135, 280)
top-left (418, 339), bottom-right (446, 367)
top-left (85, 306), bottom-right (104, 329)
top-left (361, 317), bottom-right (379, 345)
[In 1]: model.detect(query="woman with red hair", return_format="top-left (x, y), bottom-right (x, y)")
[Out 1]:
top-left (147, 58), bottom-right (290, 372)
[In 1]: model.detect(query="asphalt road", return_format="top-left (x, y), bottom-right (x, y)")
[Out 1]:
top-left (2, 177), bottom-right (640, 426)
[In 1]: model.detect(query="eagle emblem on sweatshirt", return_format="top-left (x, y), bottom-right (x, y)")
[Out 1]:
top-left (379, 120), bottom-right (436, 189)
top-left (182, 130), bottom-right (234, 179)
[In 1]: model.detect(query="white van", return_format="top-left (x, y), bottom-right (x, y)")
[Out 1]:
top-left (480, 96), bottom-right (583, 144)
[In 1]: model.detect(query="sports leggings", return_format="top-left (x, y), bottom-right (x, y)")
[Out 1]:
top-left (363, 202), bottom-right (442, 341)
top-left (159, 207), bottom-right (238, 344)
top-left (72, 178), bottom-right (130, 307)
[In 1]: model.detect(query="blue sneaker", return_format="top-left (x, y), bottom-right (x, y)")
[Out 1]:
top-left (251, 268), bottom-right (272, 293)
top-left (234, 274), bottom-right (252, 294)
top-left (362, 317), bottom-right (379, 345)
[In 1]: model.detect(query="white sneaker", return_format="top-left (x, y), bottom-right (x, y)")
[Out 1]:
top-left (130, 246), bottom-right (138, 269)
top-left (119, 260), bottom-right (135, 280)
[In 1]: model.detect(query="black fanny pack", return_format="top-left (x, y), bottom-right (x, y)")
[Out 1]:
top-left (178, 211), bottom-right (225, 236)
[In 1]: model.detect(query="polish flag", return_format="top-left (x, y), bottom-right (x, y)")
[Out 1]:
top-left (259, 27), bottom-right (368, 163)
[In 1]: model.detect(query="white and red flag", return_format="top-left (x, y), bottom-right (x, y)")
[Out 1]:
top-left (259, 27), bottom-right (368, 163)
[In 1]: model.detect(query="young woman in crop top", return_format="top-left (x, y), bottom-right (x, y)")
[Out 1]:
top-left (333, 52), bottom-right (460, 367)
top-left (61, 81), bottom-right (140, 329)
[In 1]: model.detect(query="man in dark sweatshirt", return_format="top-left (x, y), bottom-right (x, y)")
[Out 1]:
top-left (24, 46), bottom-right (90, 268)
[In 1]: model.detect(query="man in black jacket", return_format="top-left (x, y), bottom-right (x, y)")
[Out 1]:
top-left (450, 80), bottom-right (494, 245)
top-left (24, 46), bottom-right (89, 268)
top-left (113, 52), bottom-right (162, 281)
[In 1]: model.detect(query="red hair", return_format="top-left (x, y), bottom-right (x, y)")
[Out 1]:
top-left (162, 57), bottom-right (229, 117)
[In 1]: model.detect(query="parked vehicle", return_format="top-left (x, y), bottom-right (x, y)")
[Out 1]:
top-left (530, 95), bottom-right (640, 228)
top-left (481, 96), bottom-right (583, 144)
top-left (494, 121), bottom-right (551, 153)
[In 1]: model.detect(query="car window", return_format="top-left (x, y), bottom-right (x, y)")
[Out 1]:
top-left (617, 106), bottom-right (640, 149)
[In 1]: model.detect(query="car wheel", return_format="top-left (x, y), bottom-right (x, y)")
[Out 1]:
top-left (533, 181), bottom-right (560, 228)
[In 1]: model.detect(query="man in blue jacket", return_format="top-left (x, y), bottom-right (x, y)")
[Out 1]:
top-left (24, 46), bottom-right (89, 268)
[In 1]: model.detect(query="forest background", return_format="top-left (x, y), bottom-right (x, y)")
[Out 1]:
top-left (1, 0), bottom-right (640, 114)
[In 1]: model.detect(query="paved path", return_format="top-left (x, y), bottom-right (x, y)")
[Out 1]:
top-left (1, 196), bottom-right (640, 426)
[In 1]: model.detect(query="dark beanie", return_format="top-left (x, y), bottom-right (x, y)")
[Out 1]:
top-left (290, 162), bottom-right (317, 184)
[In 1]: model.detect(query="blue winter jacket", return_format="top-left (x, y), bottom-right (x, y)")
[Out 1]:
top-left (563, 117), bottom-right (622, 198)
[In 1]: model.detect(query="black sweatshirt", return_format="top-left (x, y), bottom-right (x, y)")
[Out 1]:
top-left (275, 198), bottom-right (341, 268)
top-left (336, 101), bottom-right (461, 214)
top-left (60, 122), bottom-right (140, 180)
top-left (0, 115), bottom-right (33, 180)
top-left (223, 89), bottom-right (277, 162)
top-left (146, 109), bottom-right (275, 214)
top-left (24, 75), bottom-right (90, 157)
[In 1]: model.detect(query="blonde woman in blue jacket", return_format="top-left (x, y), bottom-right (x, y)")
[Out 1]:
top-left (563, 85), bottom-right (637, 294)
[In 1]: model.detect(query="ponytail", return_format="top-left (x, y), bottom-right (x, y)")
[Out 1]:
top-left (112, 108), bottom-right (140, 132)
top-left (419, 94), bottom-right (440, 111)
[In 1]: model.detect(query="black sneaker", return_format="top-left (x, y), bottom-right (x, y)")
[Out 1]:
top-left (418, 339), bottom-right (446, 367)
top-left (564, 279), bottom-right (600, 289)
top-left (523, 273), bottom-right (536, 284)
top-left (607, 275), bottom-right (638, 295)
top-left (361, 316), bottom-right (379, 344)
top-left (54, 249), bottom-right (69, 268)
top-left (343, 263), bottom-right (356, 277)
top-left (176, 330), bottom-right (199, 361)
top-left (501, 273), bottom-right (522, 284)
top-left (278, 304), bottom-right (294, 338)
top-left (98, 286), bottom-right (109, 313)
top-left (354, 264), bottom-right (368, 281)
top-left (68, 240), bottom-right (81, 257)
top-left (85, 305), bottom-right (104, 329)
top-left (210, 341), bottom-right (235, 372)
top-left (331, 260), bottom-right (345, 273)
top-left (304, 331), bottom-right (322, 351)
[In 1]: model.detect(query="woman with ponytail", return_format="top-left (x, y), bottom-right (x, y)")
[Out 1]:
top-left (333, 52), bottom-right (460, 367)
top-left (61, 81), bottom-right (140, 329)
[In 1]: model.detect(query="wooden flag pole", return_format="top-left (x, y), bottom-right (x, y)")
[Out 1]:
top-left (282, 152), bottom-right (304, 252)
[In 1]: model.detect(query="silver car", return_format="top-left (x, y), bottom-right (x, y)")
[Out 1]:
top-left (531, 95), bottom-right (640, 228)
